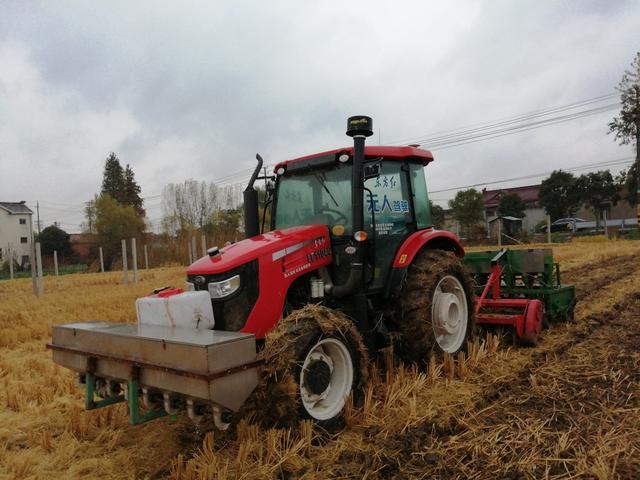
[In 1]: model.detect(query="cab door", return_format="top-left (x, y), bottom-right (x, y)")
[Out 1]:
top-left (363, 161), bottom-right (415, 289)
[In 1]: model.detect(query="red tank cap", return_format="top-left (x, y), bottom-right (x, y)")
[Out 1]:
top-left (155, 288), bottom-right (185, 298)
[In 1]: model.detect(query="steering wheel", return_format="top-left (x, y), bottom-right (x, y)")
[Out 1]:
top-left (318, 207), bottom-right (348, 225)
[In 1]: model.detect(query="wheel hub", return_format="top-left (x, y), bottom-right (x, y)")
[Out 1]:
top-left (299, 338), bottom-right (354, 421)
top-left (431, 275), bottom-right (469, 353)
top-left (433, 292), bottom-right (461, 334)
top-left (304, 359), bottom-right (332, 395)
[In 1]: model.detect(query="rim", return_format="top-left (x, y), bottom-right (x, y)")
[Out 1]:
top-left (431, 274), bottom-right (468, 353)
top-left (299, 337), bottom-right (354, 421)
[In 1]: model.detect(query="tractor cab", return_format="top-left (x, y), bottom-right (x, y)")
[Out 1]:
top-left (270, 145), bottom-right (435, 290)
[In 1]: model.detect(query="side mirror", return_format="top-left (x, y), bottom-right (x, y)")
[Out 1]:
top-left (363, 162), bottom-right (381, 181)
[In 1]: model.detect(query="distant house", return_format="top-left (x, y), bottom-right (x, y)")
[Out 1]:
top-left (0, 201), bottom-right (34, 267)
top-left (482, 185), bottom-right (545, 233)
top-left (69, 233), bottom-right (98, 261)
top-left (482, 183), bottom-right (637, 233)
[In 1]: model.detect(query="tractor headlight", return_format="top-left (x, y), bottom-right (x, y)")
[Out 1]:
top-left (208, 275), bottom-right (241, 299)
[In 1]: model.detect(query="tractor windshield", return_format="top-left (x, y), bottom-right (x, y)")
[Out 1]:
top-left (274, 163), bottom-right (352, 234)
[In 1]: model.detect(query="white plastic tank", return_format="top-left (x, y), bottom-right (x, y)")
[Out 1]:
top-left (135, 289), bottom-right (215, 330)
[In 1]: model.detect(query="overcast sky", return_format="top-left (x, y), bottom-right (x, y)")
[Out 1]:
top-left (1, 1), bottom-right (638, 232)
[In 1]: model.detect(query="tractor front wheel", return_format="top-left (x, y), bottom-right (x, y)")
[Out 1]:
top-left (258, 305), bottom-right (368, 428)
top-left (396, 249), bottom-right (475, 365)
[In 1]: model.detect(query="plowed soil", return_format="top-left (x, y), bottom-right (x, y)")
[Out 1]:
top-left (1, 239), bottom-right (639, 479)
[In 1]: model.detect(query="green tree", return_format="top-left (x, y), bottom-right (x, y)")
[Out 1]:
top-left (497, 192), bottom-right (526, 218)
top-left (213, 208), bottom-right (242, 238)
top-left (449, 188), bottom-right (484, 237)
top-left (608, 51), bottom-right (640, 209)
top-left (429, 201), bottom-right (445, 229)
top-left (36, 225), bottom-right (71, 256)
top-left (123, 164), bottom-right (145, 216)
top-left (91, 194), bottom-right (146, 268)
top-left (576, 171), bottom-right (620, 228)
top-left (100, 153), bottom-right (145, 217)
top-left (617, 163), bottom-right (638, 206)
top-left (101, 153), bottom-right (125, 203)
top-left (539, 170), bottom-right (581, 221)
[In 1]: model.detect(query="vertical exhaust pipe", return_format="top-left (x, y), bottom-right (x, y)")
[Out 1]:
top-left (243, 154), bottom-right (263, 238)
top-left (346, 116), bottom-right (374, 249)
top-left (327, 116), bottom-right (373, 298)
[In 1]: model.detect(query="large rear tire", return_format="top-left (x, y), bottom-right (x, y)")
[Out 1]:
top-left (396, 249), bottom-right (475, 365)
top-left (257, 305), bottom-right (368, 428)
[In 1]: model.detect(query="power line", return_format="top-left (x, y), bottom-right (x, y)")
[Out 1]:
top-left (429, 156), bottom-right (634, 195)
top-left (388, 92), bottom-right (618, 146)
top-left (426, 104), bottom-right (619, 151)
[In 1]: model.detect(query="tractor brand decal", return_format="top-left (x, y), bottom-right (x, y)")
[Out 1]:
top-left (307, 247), bottom-right (331, 264)
top-left (284, 263), bottom-right (311, 278)
top-left (272, 240), bottom-right (309, 261)
top-left (272, 236), bottom-right (327, 262)
top-left (398, 254), bottom-right (408, 265)
top-left (312, 236), bottom-right (326, 248)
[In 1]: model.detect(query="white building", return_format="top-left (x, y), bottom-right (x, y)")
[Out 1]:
top-left (0, 201), bottom-right (34, 267)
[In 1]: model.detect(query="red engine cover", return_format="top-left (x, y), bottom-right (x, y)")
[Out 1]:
top-left (187, 224), bottom-right (332, 338)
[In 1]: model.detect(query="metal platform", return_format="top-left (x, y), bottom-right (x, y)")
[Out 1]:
top-left (49, 322), bottom-right (259, 414)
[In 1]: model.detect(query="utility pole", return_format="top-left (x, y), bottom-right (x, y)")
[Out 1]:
top-left (36, 201), bottom-right (41, 235)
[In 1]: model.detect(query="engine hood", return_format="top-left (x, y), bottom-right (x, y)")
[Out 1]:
top-left (186, 224), bottom-right (330, 275)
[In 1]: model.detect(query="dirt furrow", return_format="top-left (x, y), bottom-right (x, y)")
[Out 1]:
top-left (404, 290), bottom-right (640, 478)
top-left (332, 263), bottom-right (640, 479)
top-left (563, 253), bottom-right (639, 302)
top-left (361, 283), bottom-right (640, 479)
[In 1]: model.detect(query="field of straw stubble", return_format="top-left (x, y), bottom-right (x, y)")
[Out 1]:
top-left (1, 239), bottom-right (640, 479)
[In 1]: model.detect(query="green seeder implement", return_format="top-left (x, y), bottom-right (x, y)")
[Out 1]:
top-left (464, 248), bottom-right (576, 345)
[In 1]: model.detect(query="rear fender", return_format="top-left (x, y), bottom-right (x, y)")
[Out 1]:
top-left (384, 229), bottom-right (464, 297)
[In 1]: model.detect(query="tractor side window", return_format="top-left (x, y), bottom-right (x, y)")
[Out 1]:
top-left (409, 163), bottom-right (432, 229)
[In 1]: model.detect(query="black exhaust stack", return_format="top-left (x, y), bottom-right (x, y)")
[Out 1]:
top-left (326, 116), bottom-right (373, 299)
top-left (346, 115), bottom-right (374, 243)
top-left (243, 154), bottom-right (263, 238)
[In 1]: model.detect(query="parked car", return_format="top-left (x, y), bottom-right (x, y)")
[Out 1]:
top-left (539, 218), bottom-right (587, 233)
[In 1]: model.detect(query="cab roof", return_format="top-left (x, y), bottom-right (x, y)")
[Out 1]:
top-left (274, 145), bottom-right (434, 172)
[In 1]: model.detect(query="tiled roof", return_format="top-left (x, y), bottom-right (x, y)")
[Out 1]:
top-left (0, 202), bottom-right (33, 215)
top-left (482, 185), bottom-right (541, 207)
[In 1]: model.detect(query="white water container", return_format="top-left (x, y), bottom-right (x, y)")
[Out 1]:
top-left (135, 290), bottom-right (215, 329)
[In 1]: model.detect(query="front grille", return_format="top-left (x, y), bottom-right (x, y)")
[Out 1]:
top-left (188, 260), bottom-right (259, 331)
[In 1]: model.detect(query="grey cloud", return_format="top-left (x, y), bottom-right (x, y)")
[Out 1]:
top-left (1, 1), bottom-right (639, 230)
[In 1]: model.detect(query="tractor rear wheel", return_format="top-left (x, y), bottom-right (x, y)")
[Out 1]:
top-left (257, 305), bottom-right (368, 428)
top-left (396, 249), bottom-right (475, 364)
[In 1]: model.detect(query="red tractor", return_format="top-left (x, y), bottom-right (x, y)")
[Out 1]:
top-left (49, 116), bottom-right (572, 428)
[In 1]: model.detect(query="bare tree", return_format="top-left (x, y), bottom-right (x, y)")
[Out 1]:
top-left (161, 180), bottom-right (220, 234)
